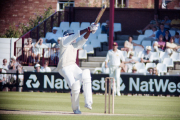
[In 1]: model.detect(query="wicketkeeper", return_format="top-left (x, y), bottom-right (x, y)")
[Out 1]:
top-left (57, 23), bottom-right (98, 114)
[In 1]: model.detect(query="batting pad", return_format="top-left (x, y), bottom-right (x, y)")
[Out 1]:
top-left (82, 69), bottom-right (93, 105)
top-left (71, 80), bottom-right (80, 111)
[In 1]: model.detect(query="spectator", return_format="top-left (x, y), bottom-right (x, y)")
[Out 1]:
top-left (165, 37), bottom-right (180, 55)
top-left (164, 30), bottom-right (171, 42)
top-left (170, 14), bottom-right (180, 31)
top-left (23, 38), bottom-right (33, 62)
top-left (33, 38), bottom-right (49, 63)
top-left (141, 46), bottom-right (153, 63)
top-left (153, 67), bottom-right (158, 75)
top-left (144, 26), bottom-right (157, 40)
top-left (45, 27), bottom-right (59, 44)
top-left (10, 65), bottom-right (24, 91)
top-left (8, 56), bottom-right (21, 70)
top-left (174, 32), bottom-right (180, 44)
top-left (41, 60), bottom-right (51, 72)
top-left (161, 15), bottom-right (171, 30)
top-left (0, 65), bottom-right (7, 91)
top-left (147, 67), bottom-right (153, 75)
top-left (105, 42), bottom-right (125, 96)
top-left (51, 37), bottom-right (61, 62)
top-left (124, 52), bottom-right (139, 72)
top-left (121, 35), bottom-right (144, 52)
top-left (2, 59), bottom-right (8, 71)
top-left (33, 63), bottom-right (42, 72)
top-left (137, 14), bottom-right (161, 34)
top-left (101, 20), bottom-right (110, 36)
top-left (132, 66), bottom-right (137, 73)
top-left (156, 24), bottom-right (171, 39)
top-left (153, 34), bottom-right (166, 52)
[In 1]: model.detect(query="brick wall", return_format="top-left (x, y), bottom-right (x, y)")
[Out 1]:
top-left (65, 7), bottom-right (180, 35)
top-left (128, 0), bottom-right (155, 8)
top-left (167, 0), bottom-right (180, 9)
top-left (74, 0), bottom-right (103, 7)
top-left (0, 0), bottom-right (57, 35)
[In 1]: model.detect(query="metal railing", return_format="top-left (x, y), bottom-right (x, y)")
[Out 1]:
top-left (15, 47), bottom-right (60, 66)
top-left (0, 71), bottom-right (23, 92)
top-left (14, 11), bottom-right (64, 65)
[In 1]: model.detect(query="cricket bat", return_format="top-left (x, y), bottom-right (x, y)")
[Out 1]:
top-left (94, 5), bottom-right (106, 25)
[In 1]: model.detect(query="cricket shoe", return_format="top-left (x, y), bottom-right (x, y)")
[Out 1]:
top-left (117, 92), bottom-right (121, 96)
top-left (73, 109), bottom-right (81, 114)
top-left (84, 104), bottom-right (92, 110)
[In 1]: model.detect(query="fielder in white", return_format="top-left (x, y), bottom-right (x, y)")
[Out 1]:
top-left (105, 42), bottom-right (125, 96)
top-left (57, 24), bottom-right (98, 114)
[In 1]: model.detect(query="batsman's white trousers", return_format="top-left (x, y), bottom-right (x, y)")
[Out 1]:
top-left (59, 64), bottom-right (92, 110)
top-left (109, 65), bottom-right (121, 95)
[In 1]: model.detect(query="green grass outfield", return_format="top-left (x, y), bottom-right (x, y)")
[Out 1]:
top-left (0, 92), bottom-right (180, 120)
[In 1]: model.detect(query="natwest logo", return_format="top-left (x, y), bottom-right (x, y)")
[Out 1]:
top-left (26, 74), bottom-right (40, 88)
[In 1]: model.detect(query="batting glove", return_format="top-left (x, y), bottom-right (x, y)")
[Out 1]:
top-left (88, 23), bottom-right (98, 32)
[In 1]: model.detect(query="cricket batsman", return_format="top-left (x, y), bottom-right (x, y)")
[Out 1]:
top-left (57, 24), bottom-right (98, 114)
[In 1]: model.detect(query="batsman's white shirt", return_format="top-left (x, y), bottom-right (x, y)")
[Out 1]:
top-left (105, 49), bottom-right (125, 66)
top-left (57, 31), bottom-right (87, 69)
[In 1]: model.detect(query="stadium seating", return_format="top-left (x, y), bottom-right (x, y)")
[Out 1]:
top-left (163, 58), bottom-right (174, 68)
top-left (132, 57), bottom-right (140, 62)
top-left (137, 51), bottom-right (143, 58)
top-left (98, 34), bottom-right (108, 43)
top-left (134, 46), bottom-right (144, 53)
top-left (138, 69), bottom-right (147, 74)
top-left (156, 63), bottom-right (167, 74)
top-left (150, 52), bottom-right (160, 61)
top-left (114, 23), bottom-right (121, 32)
top-left (141, 40), bottom-right (151, 48)
top-left (59, 22), bottom-right (70, 32)
top-left (159, 52), bottom-right (170, 62)
top-left (70, 22), bottom-right (80, 29)
top-left (133, 35), bottom-right (147, 44)
top-left (90, 39), bottom-right (101, 48)
top-left (81, 22), bottom-right (90, 29)
top-left (78, 49), bottom-right (87, 59)
top-left (170, 52), bottom-right (180, 62)
top-left (101, 22), bottom-right (106, 27)
top-left (169, 30), bottom-right (175, 36)
top-left (134, 63), bottom-right (146, 72)
top-left (144, 30), bottom-right (153, 37)
top-left (83, 44), bottom-right (94, 54)
top-left (145, 63), bottom-right (156, 70)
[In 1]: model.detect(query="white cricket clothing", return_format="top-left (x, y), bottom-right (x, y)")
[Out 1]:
top-left (57, 31), bottom-right (93, 111)
top-left (41, 67), bottom-right (51, 72)
top-left (105, 49), bottom-right (125, 66)
top-left (105, 49), bottom-right (124, 95)
top-left (59, 64), bottom-right (82, 88)
top-left (57, 31), bottom-right (87, 69)
top-left (109, 65), bottom-right (121, 95)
